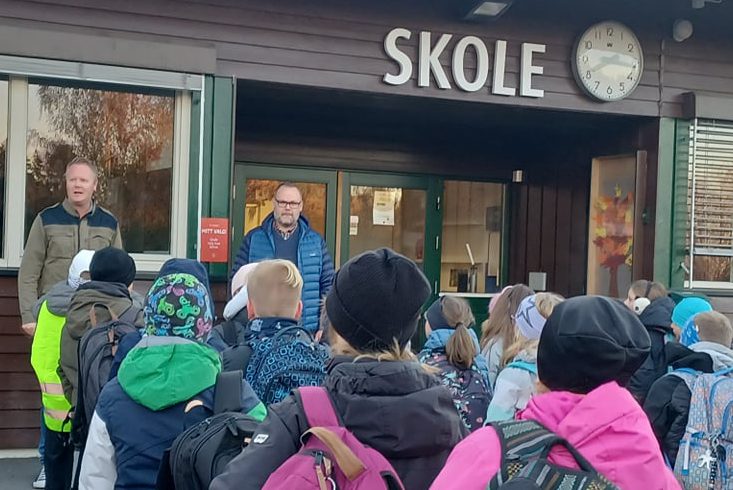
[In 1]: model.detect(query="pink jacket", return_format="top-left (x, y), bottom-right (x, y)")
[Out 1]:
top-left (431, 382), bottom-right (680, 490)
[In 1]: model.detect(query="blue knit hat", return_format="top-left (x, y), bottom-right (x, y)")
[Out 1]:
top-left (672, 297), bottom-right (712, 327)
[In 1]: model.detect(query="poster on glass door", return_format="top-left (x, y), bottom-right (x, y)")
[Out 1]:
top-left (373, 189), bottom-right (396, 226)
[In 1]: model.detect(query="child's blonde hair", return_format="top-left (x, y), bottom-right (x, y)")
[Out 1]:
top-left (501, 292), bottom-right (564, 367)
top-left (247, 260), bottom-right (303, 318)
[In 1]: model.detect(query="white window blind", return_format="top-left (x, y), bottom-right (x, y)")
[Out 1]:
top-left (687, 119), bottom-right (733, 286)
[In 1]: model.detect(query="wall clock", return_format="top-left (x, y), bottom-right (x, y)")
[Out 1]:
top-left (573, 21), bottom-right (644, 102)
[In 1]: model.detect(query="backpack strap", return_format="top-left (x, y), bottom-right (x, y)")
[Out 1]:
top-left (506, 360), bottom-right (538, 375)
top-left (299, 386), bottom-right (341, 428)
top-left (490, 419), bottom-right (598, 486)
top-left (89, 303), bottom-right (118, 328)
top-left (213, 370), bottom-right (243, 414)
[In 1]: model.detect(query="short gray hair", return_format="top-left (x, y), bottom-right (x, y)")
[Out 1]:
top-left (65, 157), bottom-right (99, 179)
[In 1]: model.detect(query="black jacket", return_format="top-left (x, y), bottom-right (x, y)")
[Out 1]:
top-left (210, 357), bottom-right (467, 490)
top-left (627, 296), bottom-right (675, 404)
top-left (643, 342), bottom-right (714, 463)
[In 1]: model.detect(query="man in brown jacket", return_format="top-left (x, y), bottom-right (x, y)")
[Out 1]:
top-left (19, 157), bottom-right (123, 336)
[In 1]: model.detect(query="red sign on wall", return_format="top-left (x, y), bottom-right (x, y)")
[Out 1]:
top-left (200, 218), bottom-right (230, 263)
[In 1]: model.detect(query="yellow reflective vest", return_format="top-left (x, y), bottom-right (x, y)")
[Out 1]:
top-left (30, 301), bottom-right (72, 432)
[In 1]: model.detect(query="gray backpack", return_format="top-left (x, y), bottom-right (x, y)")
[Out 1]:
top-left (71, 304), bottom-right (139, 447)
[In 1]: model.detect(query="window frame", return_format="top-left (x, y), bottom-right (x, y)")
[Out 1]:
top-left (685, 117), bottom-right (733, 290)
top-left (0, 57), bottom-right (200, 272)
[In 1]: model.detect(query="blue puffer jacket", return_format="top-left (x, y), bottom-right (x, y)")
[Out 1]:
top-left (231, 214), bottom-right (334, 333)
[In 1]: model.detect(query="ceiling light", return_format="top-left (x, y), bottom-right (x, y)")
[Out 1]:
top-left (673, 19), bottom-right (694, 42)
top-left (467, 1), bottom-right (513, 19)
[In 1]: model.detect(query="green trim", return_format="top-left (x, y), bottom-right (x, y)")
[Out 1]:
top-left (187, 91), bottom-right (202, 259)
top-left (208, 77), bottom-right (235, 280)
top-left (671, 119), bottom-right (692, 289)
top-left (231, 164), bottom-right (338, 261)
top-left (653, 118), bottom-right (676, 286)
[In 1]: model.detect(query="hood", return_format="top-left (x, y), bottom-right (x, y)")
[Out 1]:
top-left (261, 213), bottom-right (312, 238)
top-left (130, 289), bottom-right (145, 311)
top-left (638, 296), bottom-right (674, 332)
top-left (157, 258), bottom-right (212, 299)
top-left (224, 286), bottom-right (248, 320)
top-left (36, 281), bottom-right (76, 317)
top-left (65, 281), bottom-right (133, 339)
top-left (118, 336), bottom-right (221, 411)
top-left (518, 382), bottom-right (670, 484)
top-left (665, 341), bottom-right (715, 372)
top-left (422, 328), bottom-right (480, 354)
top-left (690, 341), bottom-right (733, 371)
top-left (325, 359), bottom-right (465, 458)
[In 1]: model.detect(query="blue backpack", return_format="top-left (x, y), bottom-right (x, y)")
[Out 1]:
top-left (244, 325), bottom-right (329, 405)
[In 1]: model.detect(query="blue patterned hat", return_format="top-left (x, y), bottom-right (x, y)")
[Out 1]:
top-left (143, 273), bottom-right (214, 341)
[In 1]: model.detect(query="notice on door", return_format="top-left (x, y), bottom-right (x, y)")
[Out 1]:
top-left (373, 190), bottom-right (395, 226)
top-left (350, 216), bottom-right (359, 235)
top-left (200, 217), bottom-right (229, 263)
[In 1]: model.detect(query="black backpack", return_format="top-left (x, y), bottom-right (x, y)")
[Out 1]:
top-left (71, 303), bottom-right (140, 447)
top-left (488, 420), bottom-right (619, 489)
top-left (157, 370), bottom-right (260, 490)
top-left (215, 319), bottom-right (253, 373)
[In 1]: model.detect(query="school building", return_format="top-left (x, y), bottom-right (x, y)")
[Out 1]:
top-left (0, 0), bottom-right (732, 448)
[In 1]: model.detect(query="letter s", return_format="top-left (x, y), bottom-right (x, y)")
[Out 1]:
top-left (383, 28), bottom-right (412, 86)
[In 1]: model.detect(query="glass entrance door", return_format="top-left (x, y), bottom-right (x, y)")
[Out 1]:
top-left (231, 165), bottom-right (338, 262)
top-left (340, 173), bottom-right (436, 269)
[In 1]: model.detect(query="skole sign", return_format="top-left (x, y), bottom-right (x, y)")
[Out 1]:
top-left (383, 27), bottom-right (546, 98)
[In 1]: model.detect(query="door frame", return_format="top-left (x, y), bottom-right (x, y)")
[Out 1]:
top-left (231, 163), bottom-right (339, 264)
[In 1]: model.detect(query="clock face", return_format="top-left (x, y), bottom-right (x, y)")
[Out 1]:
top-left (574, 22), bottom-right (644, 102)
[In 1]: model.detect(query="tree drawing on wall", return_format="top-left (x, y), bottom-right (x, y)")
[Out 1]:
top-left (26, 86), bottom-right (175, 251)
top-left (592, 185), bottom-right (634, 298)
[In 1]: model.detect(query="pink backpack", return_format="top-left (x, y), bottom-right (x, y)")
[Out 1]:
top-left (262, 386), bottom-right (405, 490)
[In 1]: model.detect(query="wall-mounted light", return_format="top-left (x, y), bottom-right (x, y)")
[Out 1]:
top-left (466, 0), bottom-right (513, 20)
top-left (512, 170), bottom-right (525, 183)
top-left (673, 19), bottom-right (694, 42)
top-left (692, 0), bottom-right (722, 8)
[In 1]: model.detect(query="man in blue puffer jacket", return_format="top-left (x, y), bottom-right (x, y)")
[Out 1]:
top-left (231, 182), bottom-right (334, 333)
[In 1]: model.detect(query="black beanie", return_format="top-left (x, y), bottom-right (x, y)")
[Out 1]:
top-left (325, 248), bottom-right (431, 351)
top-left (89, 247), bottom-right (136, 287)
top-left (537, 296), bottom-right (651, 394)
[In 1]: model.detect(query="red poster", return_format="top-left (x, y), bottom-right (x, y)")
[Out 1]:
top-left (200, 218), bottom-right (229, 263)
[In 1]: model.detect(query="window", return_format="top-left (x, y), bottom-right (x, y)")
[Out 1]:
top-left (26, 83), bottom-right (175, 254)
top-left (440, 181), bottom-right (504, 293)
top-left (686, 119), bottom-right (733, 287)
top-left (0, 56), bottom-right (199, 270)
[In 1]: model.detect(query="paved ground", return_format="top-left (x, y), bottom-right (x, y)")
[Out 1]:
top-left (0, 457), bottom-right (40, 490)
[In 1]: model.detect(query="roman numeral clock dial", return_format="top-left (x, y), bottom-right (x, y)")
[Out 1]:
top-left (573, 21), bottom-right (643, 102)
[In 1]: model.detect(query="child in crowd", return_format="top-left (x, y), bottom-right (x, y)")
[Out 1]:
top-left (645, 311), bottom-right (733, 463)
top-left (31, 250), bottom-right (95, 490)
top-left (78, 273), bottom-right (265, 490)
top-left (479, 284), bottom-right (533, 389)
top-left (625, 280), bottom-right (677, 403)
top-left (211, 248), bottom-right (466, 490)
top-left (58, 247), bottom-right (143, 409)
top-left (418, 296), bottom-right (491, 431)
top-left (432, 296), bottom-right (679, 490)
top-left (485, 292), bottom-right (563, 422)
top-left (672, 296), bottom-right (712, 342)
top-left (208, 263), bottom-right (258, 352)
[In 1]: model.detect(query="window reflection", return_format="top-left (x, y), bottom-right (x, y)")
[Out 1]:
top-left (26, 83), bottom-right (175, 253)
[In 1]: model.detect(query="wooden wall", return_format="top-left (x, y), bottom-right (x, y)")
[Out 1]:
top-left (0, 0), bottom-right (731, 119)
top-left (0, 277), bottom-right (229, 449)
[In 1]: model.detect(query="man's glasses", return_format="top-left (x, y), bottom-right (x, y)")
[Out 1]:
top-left (275, 199), bottom-right (302, 209)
